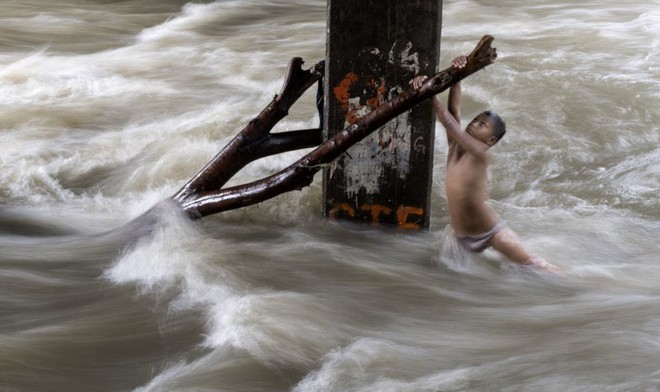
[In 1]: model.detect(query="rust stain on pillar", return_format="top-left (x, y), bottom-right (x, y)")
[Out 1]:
top-left (323, 0), bottom-right (443, 229)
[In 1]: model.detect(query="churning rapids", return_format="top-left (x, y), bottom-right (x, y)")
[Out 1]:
top-left (1, 1), bottom-right (659, 391)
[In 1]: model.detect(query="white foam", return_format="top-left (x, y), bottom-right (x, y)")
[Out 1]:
top-left (136, 3), bottom-right (221, 44)
top-left (202, 291), bottom-right (354, 368)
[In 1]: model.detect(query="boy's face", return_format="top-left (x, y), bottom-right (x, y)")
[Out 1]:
top-left (466, 113), bottom-right (498, 146)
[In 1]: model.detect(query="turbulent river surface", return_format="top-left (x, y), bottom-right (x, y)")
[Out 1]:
top-left (1, 1), bottom-right (659, 391)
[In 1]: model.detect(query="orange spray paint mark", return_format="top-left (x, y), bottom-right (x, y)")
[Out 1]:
top-left (332, 72), bottom-right (359, 120)
top-left (396, 206), bottom-right (424, 229)
top-left (333, 72), bottom-right (387, 124)
top-left (329, 203), bottom-right (356, 218)
top-left (361, 204), bottom-right (392, 224)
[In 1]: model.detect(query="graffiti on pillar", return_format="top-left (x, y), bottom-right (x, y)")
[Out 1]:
top-left (329, 42), bottom-right (421, 198)
top-left (332, 71), bottom-right (386, 124)
top-left (325, 36), bottom-right (432, 229)
top-left (328, 202), bottom-right (424, 229)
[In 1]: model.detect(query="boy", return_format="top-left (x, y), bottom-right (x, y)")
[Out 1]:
top-left (411, 55), bottom-right (562, 274)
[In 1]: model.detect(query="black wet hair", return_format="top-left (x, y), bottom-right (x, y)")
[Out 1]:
top-left (483, 110), bottom-right (506, 141)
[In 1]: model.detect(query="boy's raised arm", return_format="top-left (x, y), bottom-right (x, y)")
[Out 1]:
top-left (411, 56), bottom-right (468, 147)
top-left (410, 74), bottom-right (459, 146)
top-left (447, 55), bottom-right (466, 123)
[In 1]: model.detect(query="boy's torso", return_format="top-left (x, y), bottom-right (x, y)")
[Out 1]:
top-left (445, 144), bottom-right (500, 235)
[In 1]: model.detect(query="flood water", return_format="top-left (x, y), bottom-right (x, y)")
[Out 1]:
top-left (1, 1), bottom-right (659, 391)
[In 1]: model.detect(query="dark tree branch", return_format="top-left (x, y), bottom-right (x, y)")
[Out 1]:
top-left (173, 58), bottom-right (324, 204)
top-left (250, 129), bottom-right (323, 160)
top-left (177, 36), bottom-right (497, 218)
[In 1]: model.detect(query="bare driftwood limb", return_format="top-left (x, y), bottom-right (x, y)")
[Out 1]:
top-left (173, 58), bottom-right (325, 205)
top-left (175, 35), bottom-right (497, 219)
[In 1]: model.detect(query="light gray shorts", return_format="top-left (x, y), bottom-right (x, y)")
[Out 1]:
top-left (455, 222), bottom-right (506, 253)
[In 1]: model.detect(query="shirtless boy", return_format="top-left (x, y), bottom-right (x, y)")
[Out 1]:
top-left (411, 55), bottom-right (562, 274)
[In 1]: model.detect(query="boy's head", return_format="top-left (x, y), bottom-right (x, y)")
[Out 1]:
top-left (467, 111), bottom-right (506, 146)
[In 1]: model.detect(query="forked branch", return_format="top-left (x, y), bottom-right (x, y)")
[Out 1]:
top-left (173, 58), bottom-right (324, 204)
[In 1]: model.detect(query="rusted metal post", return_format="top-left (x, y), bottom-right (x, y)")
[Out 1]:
top-left (323, 0), bottom-right (442, 229)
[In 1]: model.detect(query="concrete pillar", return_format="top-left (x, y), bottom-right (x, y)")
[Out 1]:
top-left (323, 0), bottom-right (442, 229)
